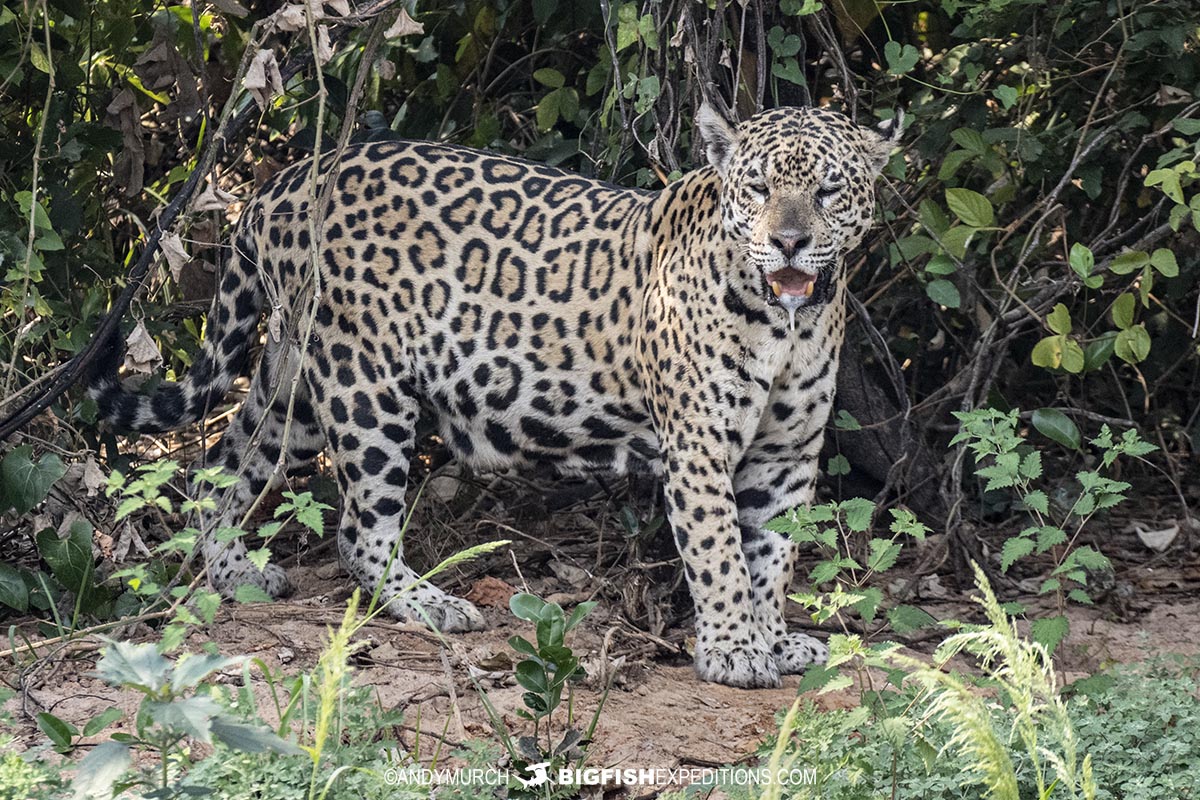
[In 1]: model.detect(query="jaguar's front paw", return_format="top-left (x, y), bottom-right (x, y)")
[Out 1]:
top-left (695, 637), bottom-right (782, 689)
top-left (213, 561), bottom-right (294, 600)
top-left (392, 590), bottom-right (487, 634)
top-left (772, 631), bottom-right (828, 674)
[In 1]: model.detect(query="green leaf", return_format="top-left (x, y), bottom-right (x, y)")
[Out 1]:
top-left (533, 68), bottom-right (565, 89)
top-left (796, 663), bottom-right (839, 693)
top-left (945, 188), bottom-right (994, 227)
top-left (1031, 408), bottom-right (1082, 450)
top-left (95, 639), bottom-right (172, 692)
top-left (841, 497), bottom-right (875, 532)
top-left (614, 2), bottom-right (639, 51)
top-left (1111, 293), bottom-right (1135, 329)
top-left (992, 85), bottom-right (1018, 109)
top-left (924, 254), bottom-right (956, 275)
top-left (510, 592), bottom-right (547, 622)
top-left (70, 742), bottom-right (131, 799)
top-left (827, 454), bottom-right (850, 476)
top-left (887, 604), bottom-right (936, 634)
top-left (1030, 615), bottom-right (1070, 654)
top-left (0, 562), bottom-right (29, 611)
top-left (925, 279), bottom-right (961, 308)
top-left (171, 653), bottom-right (241, 693)
top-left (937, 149), bottom-right (975, 181)
top-left (884, 41), bottom-right (919, 75)
top-left (536, 88), bottom-right (561, 132)
top-left (146, 695), bottom-right (220, 742)
top-left (1031, 336), bottom-right (1063, 369)
top-left (853, 587), bottom-right (883, 624)
top-left (940, 225), bottom-right (976, 258)
top-left (1046, 303), bottom-right (1072, 335)
top-left (834, 410), bottom-right (861, 431)
top-left (1114, 324), bottom-right (1151, 364)
top-left (565, 600), bottom-right (597, 632)
top-left (1036, 526), bottom-right (1068, 553)
top-left (1022, 490), bottom-right (1049, 514)
top-left (809, 560), bottom-right (841, 584)
top-left (36, 519), bottom-right (94, 593)
top-left (37, 712), bottom-right (78, 751)
top-left (1000, 536), bottom-right (1035, 571)
top-left (1109, 250), bottom-right (1149, 275)
top-left (1150, 248), bottom-right (1179, 277)
top-left (867, 538), bottom-right (902, 572)
top-left (234, 584), bottom-right (273, 604)
top-left (0, 446), bottom-right (66, 515)
top-left (82, 707), bottom-right (124, 738)
top-left (210, 717), bottom-right (305, 754)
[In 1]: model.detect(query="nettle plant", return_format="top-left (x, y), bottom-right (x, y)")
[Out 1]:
top-left (106, 460), bottom-right (330, 650)
top-left (952, 407), bottom-right (1156, 651)
top-left (767, 499), bottom-right (934, 638)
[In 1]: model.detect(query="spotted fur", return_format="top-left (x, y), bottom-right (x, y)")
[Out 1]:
top-left (90, 104), bottom-right (900, 688)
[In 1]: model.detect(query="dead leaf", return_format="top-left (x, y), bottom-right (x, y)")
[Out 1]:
top-left (123, 320), bottom-right (162, 376)
top-left (274, 4), bottom-right (308, 31)
top-left (159, 231), bottom-right (189, 281)
top-left (267, 305), bottom-right (284, 342)
top-left (210, 0), bottom-right (250, 16)
top-left (82, 457), bottom-right (107, 497)
top-left (1132, 521), bottom-right (1180, 553)
top-left (315, 24), bottom-right (334, 66)
top-left (376, 57), bottom-right (395, 81)
top-left (464, 576), bottom-right (517, 608)
top-left (192, 181), bottom-right (237, 213)
top-left (244, 49), bottom-right (284, 111)
top-left (105, 89), bottom-right (144, 196)
top-left (384, 7), bottom-right (423, 38)
top-left (323, 0), bottom-right (351, 17)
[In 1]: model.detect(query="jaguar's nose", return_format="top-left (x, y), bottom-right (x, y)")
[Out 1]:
top-left (769, 229), bottom-right (811, 259)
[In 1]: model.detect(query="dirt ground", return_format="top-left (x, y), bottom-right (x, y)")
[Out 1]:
top-left (5, 471), bottom-right (1200, 797)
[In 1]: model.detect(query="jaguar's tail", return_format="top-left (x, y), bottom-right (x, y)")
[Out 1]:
top-left (88, 224), bottom-right (264, 434)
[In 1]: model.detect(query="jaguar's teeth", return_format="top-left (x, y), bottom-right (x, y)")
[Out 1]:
top-left (804, 281), bottom-right (814, 297)
top-left (770, 281), bottom-right (782, 297)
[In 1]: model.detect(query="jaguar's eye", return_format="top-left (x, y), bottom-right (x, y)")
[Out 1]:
top-left (748, 182), bottom-right (769, 199)
top-left (816, 184), bottom-right (843, 202)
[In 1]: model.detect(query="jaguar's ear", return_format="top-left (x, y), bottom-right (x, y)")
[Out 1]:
top-left (696, 101), bottom-right (739, 177)
top-left (859, 109), bottom-right (904, 175)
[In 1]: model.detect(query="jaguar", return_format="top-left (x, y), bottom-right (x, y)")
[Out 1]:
top-left (91, 102), bottom-right (901, 688)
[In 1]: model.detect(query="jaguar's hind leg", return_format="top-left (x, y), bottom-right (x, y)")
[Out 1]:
top-left (196, 340), bottom-right (324, 598)
top-left (306, 368), bottom-right (484, 632)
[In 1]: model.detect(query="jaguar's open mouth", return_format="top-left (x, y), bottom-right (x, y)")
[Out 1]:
top-left (764, 267), bottom-right (818, 304)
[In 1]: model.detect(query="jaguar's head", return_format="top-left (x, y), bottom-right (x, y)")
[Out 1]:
top-left (697, 103), bottom-right (901, 315)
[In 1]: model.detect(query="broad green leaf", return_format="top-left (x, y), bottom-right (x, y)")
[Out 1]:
top-left (171, 653), bottom-right (241, 693)
top-left (210, 717), bottom-right (306, 754)
top-left (827, 454), bottom-right (850, 476)
top-left (1022, 490), bottom-right (1049, 514)
top-left (536, 88), bottom-right (561, 131)
top-left (1031, 408), bottom-right (1082, 450)
top-left (532, 68), bottom-right (564, 88)
top-left (82, 707), bottom-right (124, 738)
top-left (993, 85), bottom-right (1018, 109)
top-left (36, 712), bottom-right (78, 751)
top-left (1109, 250), bottom-right (1149, 275)
top-left (1031, 336), bottom-right (1063, 369)
top-left (0, 562), bottom-right (28, 611)
top-left (0, 445), bottom-right (66, 515)
top-left (867, 538), bottom-right (902, 572)
top-left (834, 409), bottom-right (861, 431)
top-left (1111, 293), bottom-right (1135, 329)
top-left (945, 188), bottom-right (994, 227)
top-left (1150, 248), bottom-right (1178, 277)
top-left (70, 742), bottom-right (131, 800)
top-left (509, 592), bottom-right (547, 622)
top-left (1046, 303), bottom-right (1071, 335)
top-left (940, 225), bottom-right (976, 258)
top-left (1036, 526), bottom-right (1068, 553)
top-left (94, 639), bottom-right (172, 692)
top-left (925, 279), bottom-right (961, 308)
top-left (884, 41), bottom-right (919, 74)
top-left (36, 519), bottom-right (93, 593)
top-left (1114, 324), bottom-right (1151, 364)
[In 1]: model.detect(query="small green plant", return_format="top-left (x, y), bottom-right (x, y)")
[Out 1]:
top-left (767, 499), bottom-right (933, 636)
top-left (471, 592), bottom-right (601, 798)
top-left (70, 639), bottom-right (302, 799)
top-left (952, 408), bottom-right (1156, 652)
